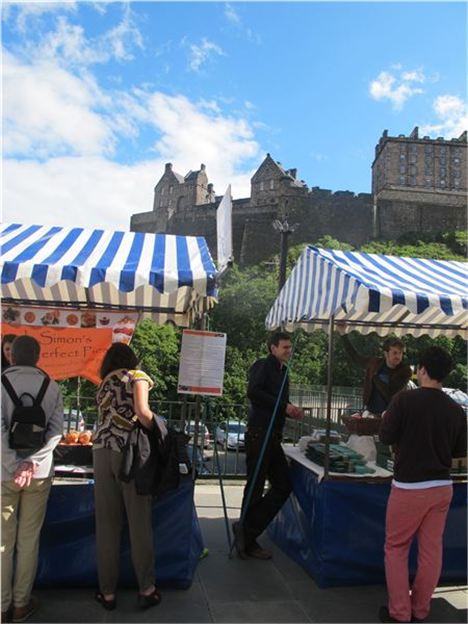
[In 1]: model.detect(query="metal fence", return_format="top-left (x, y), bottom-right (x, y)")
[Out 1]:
top-left (63, 385), bottom-right (362, 478)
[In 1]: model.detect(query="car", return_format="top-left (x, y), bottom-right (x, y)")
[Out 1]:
top-left (215, 421), bottom-right (246, 450)
top-left (184, 421), bottom-right (211, 449)
top-left (63, 409), bottom-right (86, 433)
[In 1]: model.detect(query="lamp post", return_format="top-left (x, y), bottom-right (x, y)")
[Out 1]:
top-left (272, 217), bottom-right (298, 293)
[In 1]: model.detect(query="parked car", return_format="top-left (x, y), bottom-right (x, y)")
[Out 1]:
top-left (215, 421), bottom-right (246, 450)
top-left (184, 421), bottom-right (211, 449)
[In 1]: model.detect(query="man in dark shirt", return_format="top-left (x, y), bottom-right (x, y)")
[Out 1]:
top-left (233, 332), bottom-right (303, 560)
top-left (337, 322), bottom-right (412, 415)
top-left (378, 346), bottom-right (467, 624)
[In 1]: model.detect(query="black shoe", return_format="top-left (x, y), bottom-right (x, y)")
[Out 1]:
top-left (378, 605), bottom-right (408, 623)
top-left (232, 521), bottom-right (248, 559)
top-left (138, 587), bottom-right (162, 609)
top-left (94, 591), bottom-right (116, 611)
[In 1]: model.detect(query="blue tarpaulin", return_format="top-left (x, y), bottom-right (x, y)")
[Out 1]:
top-left (36, 477), bottom-right (204, 589)
top-left (268, 458), bottom-right (467, 588)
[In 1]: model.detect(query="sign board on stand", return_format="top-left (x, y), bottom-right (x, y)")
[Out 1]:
top-left (177, 329), bottom-right (226, 396)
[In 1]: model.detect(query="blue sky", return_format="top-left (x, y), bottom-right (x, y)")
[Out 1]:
top-left (2, 1), bottom-right (467, 230)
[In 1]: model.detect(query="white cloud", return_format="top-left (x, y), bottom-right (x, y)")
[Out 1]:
top-left (222, 3), bottom-right (261, 44)
top-left (2, 48), bottom-right (262, 228)
top-left (420, 95), bottom-right (467, 139)
top-left (8, 6), bottom-right (143, 67)
top-left (188, 38), bottom-right (224, 72)
top-left (3, 157), bottom-right (158, 230)
top-left (2, 1), bottom-right (77, 33)
top-left (369, 67), bottom-right (426, 110)
top-left (3, 51), bottom-right (114, 157)
top-left (144, 92), bottom-right (259, 181)
top-left (224, 3), bottom-right (241, 25)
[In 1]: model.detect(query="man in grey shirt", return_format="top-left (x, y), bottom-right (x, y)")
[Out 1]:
top-left (1, 336), bottom-right (64, 623)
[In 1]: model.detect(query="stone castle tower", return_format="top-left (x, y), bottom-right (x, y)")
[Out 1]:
top-left (131, 128), bottom-right (467, 266)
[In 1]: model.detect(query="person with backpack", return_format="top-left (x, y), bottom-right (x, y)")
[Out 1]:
top-left (1, 336), bottom-right (64, 623)
top-left (92, 343), bottom-right (163, 612)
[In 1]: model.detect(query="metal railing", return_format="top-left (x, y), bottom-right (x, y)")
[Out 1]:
top-left (63, 385), bottom-right (362, 478)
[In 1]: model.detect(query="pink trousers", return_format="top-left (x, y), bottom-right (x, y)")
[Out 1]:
top-left (384, 484), bottom-right (453, 623)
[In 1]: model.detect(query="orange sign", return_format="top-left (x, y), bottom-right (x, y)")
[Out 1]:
top-left (2, 324), bottom-right (112, 385)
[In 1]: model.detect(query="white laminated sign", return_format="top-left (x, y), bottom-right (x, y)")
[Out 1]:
top-left (177, 329), bottom-right (227, 396)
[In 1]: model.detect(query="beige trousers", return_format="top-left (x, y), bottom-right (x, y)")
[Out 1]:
top-left (93, 448), bottom-right (155, 594)
top-left (1, 477), bottom-right (52, 610)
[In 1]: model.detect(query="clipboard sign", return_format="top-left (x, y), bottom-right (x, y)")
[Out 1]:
top-left (177, 329), bottom-right (227, 396)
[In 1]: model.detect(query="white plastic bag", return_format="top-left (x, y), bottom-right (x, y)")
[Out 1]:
top-left (346, 434), bottom-right (376, 462)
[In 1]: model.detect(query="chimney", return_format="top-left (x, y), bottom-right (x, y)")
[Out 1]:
top-left (200, 163), bottom-right (206, 171)
top-left (288, 168), bottom-right (297, 179)
top-left (165, 163), bottom-right (172, 172)
top-left (410, 126), bottom-right (419, 139)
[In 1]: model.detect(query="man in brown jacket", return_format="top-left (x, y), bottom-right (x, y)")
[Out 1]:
top-left (337, 323), bottom-right (412, 415)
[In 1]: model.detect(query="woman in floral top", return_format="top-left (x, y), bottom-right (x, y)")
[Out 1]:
top-left (93, 343), bottom-right (161, 612)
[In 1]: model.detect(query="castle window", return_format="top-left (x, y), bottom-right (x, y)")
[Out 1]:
top-left (410, 144), bottom-right (417, 153)
top-left (424, 145), bottom-right (433, 153)
top-left (400, 154), bottom-right (406, 160)
top-left (440, 179), bottom-right (446, 187)
top-left (439, 157), bottom-right (446, 166)
top-left (454, 169), bottom-right (461, 178)
top-left (161, 187), bottom-right (165, 195)
top-left (269, 179), bottom-right (275, 190)
top-left (409, 165), bottom-right (417, 175)
top-left (439, 146), bottom-right (446, 154)
top-left (454, 179), bottom-right (460, 187)
top-left (169, 185), bottom-right (173, 194)
top-left (259, 181), bottom-right (264, 191)
top-left (409, 154), bottom-right (417, 164)
top-left (424, 178), bottom-right (432, 187)
top-left (399, 175), bottom-right (406, 184)
top-left (440, 168), bottom-right (446, 176)
top-left (399, 165), bottom-right (406, 174)
top-left (409, 176), bottom-right (416, 186)
top-left (452, 157), bottom-right (460, 166)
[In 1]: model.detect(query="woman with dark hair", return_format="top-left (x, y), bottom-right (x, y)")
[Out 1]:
top-left (1, 335), bottom-right (17, 371)
top-left (92, 343), bottom-right (161, 611)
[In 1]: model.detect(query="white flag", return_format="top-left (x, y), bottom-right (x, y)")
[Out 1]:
top-left (216, 185), bottom-right (233, 270)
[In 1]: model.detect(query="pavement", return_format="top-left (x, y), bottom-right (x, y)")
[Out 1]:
top-left (30, 482), bottom-right (467, 623)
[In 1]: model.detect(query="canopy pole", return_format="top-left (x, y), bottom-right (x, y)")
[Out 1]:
top-left (323, 314), bottom-right (335, 479)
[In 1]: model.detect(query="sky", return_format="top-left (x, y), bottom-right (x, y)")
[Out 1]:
top-left (2, 1), bottom-right (467, 231)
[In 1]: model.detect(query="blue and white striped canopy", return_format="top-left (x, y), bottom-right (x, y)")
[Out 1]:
top-left (266, 246), bottom-right (468, 337)
top-left (1, 223), bottom-right (217, 326)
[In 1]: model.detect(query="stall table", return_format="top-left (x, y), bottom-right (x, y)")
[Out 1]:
top-left (268, 445), bottom-right (467, 588)
top-left (37, 476), bottom-right (204, 589)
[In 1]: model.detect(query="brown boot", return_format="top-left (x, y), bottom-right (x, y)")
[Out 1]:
top-left (246, 541), bottom-right (272, 560)
top-left (12, 598), bottom-right (37, 623)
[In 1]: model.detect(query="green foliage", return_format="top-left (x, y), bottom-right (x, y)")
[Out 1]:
top-left (131, 320), bottom-right (181, 401)
top-left (210, 264), bottom-right (277, 353)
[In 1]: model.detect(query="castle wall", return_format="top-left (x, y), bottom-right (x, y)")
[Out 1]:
top-left (130, 130), bottom-right (467, 266)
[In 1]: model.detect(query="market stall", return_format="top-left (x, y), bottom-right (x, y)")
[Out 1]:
top-left (0, 222), bottom-right (218, 588)
top-left (264, 245), bottom-right (467, 587)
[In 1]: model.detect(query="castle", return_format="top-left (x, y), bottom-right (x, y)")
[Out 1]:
top-left (130, 127), bottom-right (467, 266)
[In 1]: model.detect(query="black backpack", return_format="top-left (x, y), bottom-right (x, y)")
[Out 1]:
top-left (2, 373), bottom-right (50, 450)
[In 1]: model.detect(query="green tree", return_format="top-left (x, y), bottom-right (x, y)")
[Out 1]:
top-left (131, 320), bottom-right (181, 401)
